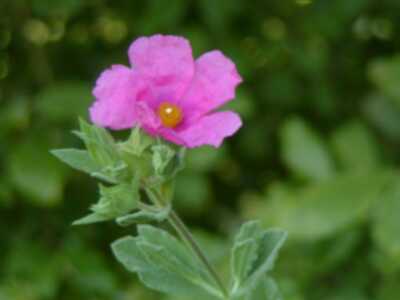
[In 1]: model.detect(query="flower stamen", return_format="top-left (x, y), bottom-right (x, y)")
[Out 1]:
top-left (158, 102), bottom-right (183, 128)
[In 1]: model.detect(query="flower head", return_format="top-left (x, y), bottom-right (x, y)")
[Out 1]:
top-left (90, 34), bottom-right (242, 148)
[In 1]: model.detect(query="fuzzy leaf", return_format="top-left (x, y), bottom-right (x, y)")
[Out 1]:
top-left (232, 240), bottom-right (258, 292)
top-left (231, 222), bottom-right (287, 296)
top-left (120, 127), bottom-right (154, 156)
top-left (76, 119), bottom-right (119, 165)
top-left (231, 221), bottom-right (263, 292)
top-left (112, 226), bottom-right (221, 298)
top-left (116, 205), bottom-right (171, 226)
top-left (73, 179), bottom-right (139, 225)
top-left (152, 144), bottom-right (176, 176)
top-left (234, 221), bottom-right (263, 244)
top-left (51, 149), bottom-right (99, 174)
top-left (72, 213), bottom-right (111, 226)
top-left (246, 230), bottom-right (287, 288)
top-left (245, 277), bottom-right (282, 300)
top-left (111, 236), bottom-right (150, 272)
top-left (74, 119), bottom-right (129, 181)
top-left (137, 241), bottom-right (214, 291)
top-left (137, 225), bottom-right (212, 285)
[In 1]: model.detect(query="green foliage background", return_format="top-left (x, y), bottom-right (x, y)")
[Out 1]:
top-left (1, 0), bottom-right (400, 299)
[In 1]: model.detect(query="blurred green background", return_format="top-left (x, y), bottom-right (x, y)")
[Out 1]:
top-left (1, 0), bottom-right (400, 299)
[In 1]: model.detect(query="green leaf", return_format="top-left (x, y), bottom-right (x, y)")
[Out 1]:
top-left (245, 230), bottom-right (287, 291)
top-left (273, 229), bottom-right (362, 285)
top-left (280, 117), bottom-right (335, 181)
top-left (231, 221), bottom-right (263, 291)
top-left (234, 221), bottom-right (263, 244)
top-left (119, 127), bottom-right (154, 157)
top-left (73, 179), bottom-right (139, 225)
top-left (8, 137), bottom-right (66, 206)
top-left (112, 236), bottom-right (151, 273)
top-left (119, 129), bottom-right (154, 180)
top-left (149, 144), bottom-right (186, 184)
top-left (371, 177), bottom-right (400, 264)
top-left (137, 241), bottom-right (214, 292)
top-left (116, 204), bottom-right (171, 226)
top-left (75, 119), bottom-right (126, 180)
top-left (331, 121), bottom-right (381, 171)
top-left (363, 93), bottom-right (400, 140)
top-left (246, 172), bottom-right (392, 241)
top-left (230, 221), bottom-right (287, 297)
top-left (137, 225), bottom-right (212, 286)
top-left (170, 147), bottom-right (186, 177)
top-left (71, 213), bottom-right (111, 226)
top-left (51, 149), bottom-right (99, 174)
top-left (152, 144), bottom-right (176, 176)
top-left (244, 277), bottom-right (283, 300)
top-left (112, 226), bottom-right (221, 298)
top-left (368, 55), bottom-right (400, 108)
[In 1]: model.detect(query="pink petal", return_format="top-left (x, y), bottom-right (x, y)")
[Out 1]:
top-left (177, 111), bottom-right (242, 148)
top-left (158, 128), bottom-right (187, 146)
top-left (135, 104), bottom-right (186, 145)
top-left (90, 65), bottom-right (148, 130)
top-left (181, 50), bottom-right (242, 119)
top-left (128, 35), bottom-right (194, 106)
top-left (132, 101), bottom-right (161, 134)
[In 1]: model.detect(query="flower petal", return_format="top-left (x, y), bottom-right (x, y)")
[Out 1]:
top-left (158, 127), bottom-right (187, 146)
top-left (177, 111), bottom-right (242, 148)
top-left (132, 101), bottom-right (161, 134)
top-left (181, 50), bottom-right (242, 118)
top-left (128, 35), bottom-right (194, 105)
top-left (134, 102), bottom-right (186, 144)
top-left (90, 65), bottom-right (148, 130)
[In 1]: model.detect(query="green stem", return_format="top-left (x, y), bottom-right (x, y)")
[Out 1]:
top-left (168, 210), bottom-right (229, 298)
top-left (146, 188), bottom-right (229, 299)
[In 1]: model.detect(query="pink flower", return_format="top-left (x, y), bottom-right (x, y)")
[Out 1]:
top-left (90, 34), bottom-right (242, 148)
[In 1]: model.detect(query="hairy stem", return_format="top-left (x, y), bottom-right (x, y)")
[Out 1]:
top-left (168, 210), bottom-right (229, 298)
top-left (146, 187), bottom-right (229, 299)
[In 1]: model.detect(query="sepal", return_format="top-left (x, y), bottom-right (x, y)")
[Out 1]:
top-left (149, 144), bottom-right (186, 185)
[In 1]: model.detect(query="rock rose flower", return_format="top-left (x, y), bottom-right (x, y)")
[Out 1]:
top-left (90, 34), bottom-right (242, 148)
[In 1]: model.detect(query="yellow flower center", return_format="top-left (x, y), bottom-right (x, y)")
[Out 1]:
top-left (158, 102), bottom-right (183, 128)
